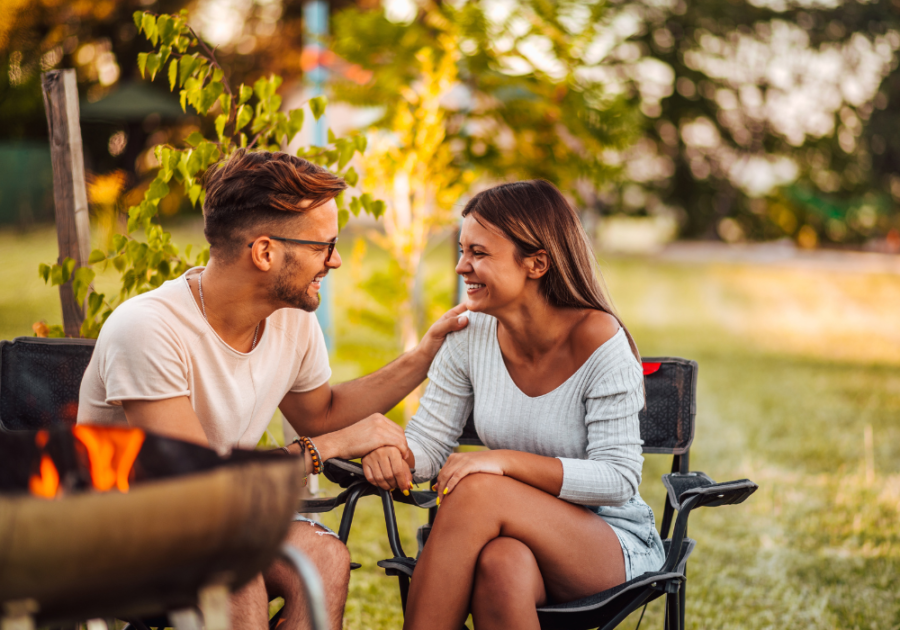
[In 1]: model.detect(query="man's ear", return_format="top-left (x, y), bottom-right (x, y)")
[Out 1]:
top-left (525, 250), bottom-right (550, 279)
top-left (248, 237), bottom-right (277, 272)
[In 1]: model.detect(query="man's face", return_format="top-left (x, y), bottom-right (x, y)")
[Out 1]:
top-left (269, 198), bottom-right (342, 312)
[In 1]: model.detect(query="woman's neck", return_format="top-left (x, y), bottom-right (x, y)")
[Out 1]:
top-left (493, 298), bottom-right (586, 363)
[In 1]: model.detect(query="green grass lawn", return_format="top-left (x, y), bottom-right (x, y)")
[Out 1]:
top-left (2, 224), bottom-right (899, 629)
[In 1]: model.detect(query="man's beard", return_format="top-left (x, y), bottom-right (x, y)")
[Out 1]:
top-left (271, 249), bottom-right (321, 312)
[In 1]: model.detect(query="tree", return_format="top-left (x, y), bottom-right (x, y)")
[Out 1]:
top-left (37, 9), bottom-right (382, 339)
top-left (615, 0), bottom-right (900, 245)
top-left (329, 0), bottom-right (642, 418)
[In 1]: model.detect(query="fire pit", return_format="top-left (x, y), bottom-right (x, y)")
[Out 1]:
top-left (0, 426), bottom-right (306, 628)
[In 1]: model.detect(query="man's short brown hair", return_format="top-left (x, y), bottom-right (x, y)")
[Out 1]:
top-left (203, 149), bottom-right (347, 262)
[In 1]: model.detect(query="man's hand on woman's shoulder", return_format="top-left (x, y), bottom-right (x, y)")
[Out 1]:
top-left (415, 303), bottom-right (470, 361)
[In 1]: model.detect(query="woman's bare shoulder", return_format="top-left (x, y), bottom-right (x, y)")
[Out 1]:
top-left (570, 310), bottom-right (621, 360)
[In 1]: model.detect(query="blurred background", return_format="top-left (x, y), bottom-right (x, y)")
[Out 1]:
top-left (1, 0), bottom-right (898, 627)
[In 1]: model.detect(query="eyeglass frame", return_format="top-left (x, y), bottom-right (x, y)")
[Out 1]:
top-left (247, 236), bottom-right (339, 262)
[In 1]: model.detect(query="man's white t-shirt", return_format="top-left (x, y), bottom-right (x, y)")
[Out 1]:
top-left (77, 267), bottom-right (331, 454)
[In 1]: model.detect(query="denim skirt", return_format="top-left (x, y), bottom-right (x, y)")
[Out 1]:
top-left (589, 493), bottom-right (666, 581)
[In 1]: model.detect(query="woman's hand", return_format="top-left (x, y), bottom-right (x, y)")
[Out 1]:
top-left (435, 450), bottom-right (511, 503)
top-left (362, 446), bottom-right (414, 493)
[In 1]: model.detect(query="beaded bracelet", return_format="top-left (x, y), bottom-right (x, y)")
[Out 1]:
top-left (299, 436), bottom-right (323, 475)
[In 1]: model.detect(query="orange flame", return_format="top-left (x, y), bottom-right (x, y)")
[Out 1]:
top-left (30, 454), bottom-right (60, 498)
top-left (29, 431), bottom-right (60, 498)
top-left (72, 426), bottom-right (145, 492)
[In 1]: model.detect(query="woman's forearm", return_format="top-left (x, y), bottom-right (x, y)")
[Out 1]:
top-left (499, 450), bottom-right (564, 496)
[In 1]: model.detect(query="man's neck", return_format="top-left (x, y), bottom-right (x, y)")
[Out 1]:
top-left (190, 262), bottom-right (275, 352)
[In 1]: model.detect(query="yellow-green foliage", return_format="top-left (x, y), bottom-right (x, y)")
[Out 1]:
top-left (37, 9), bottom-right (382, 339)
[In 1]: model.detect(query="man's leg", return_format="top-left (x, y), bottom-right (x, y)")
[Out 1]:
top-left (231, 574), bottom-right (269, 630)
top-left (265, 520), bottom-right (351, 630)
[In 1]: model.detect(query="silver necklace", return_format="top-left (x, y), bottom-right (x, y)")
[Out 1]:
top-left (198, 272), bottom-right (260, 351)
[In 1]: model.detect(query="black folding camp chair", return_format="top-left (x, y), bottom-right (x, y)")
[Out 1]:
top-left (321, 357), bottom-right (758, 630)
top-left (0, 336), bottom-right (96, 432)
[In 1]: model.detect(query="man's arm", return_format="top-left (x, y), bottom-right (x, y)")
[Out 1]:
top-left (122, 397), bottom-right (209, 446)
top-left (279, 303), bottom-right (469, 437)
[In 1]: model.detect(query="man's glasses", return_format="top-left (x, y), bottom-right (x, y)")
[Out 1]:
top-left (248, 236), bottom-right (339, 263)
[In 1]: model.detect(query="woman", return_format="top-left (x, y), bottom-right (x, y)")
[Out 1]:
top-left (362, 180), bottom-right (664, 630)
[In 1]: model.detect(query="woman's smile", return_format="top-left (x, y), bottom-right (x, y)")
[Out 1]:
top-left (465, 282), bottom-right (486, 294)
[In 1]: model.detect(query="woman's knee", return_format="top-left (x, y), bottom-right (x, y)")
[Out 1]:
top-left (475, 537), bottom-right (540, 588)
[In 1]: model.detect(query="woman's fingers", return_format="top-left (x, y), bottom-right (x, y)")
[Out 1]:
top-left (363, 447), bottom-right (413, 492)
top-left (387, 447), bottom-right (413, 494)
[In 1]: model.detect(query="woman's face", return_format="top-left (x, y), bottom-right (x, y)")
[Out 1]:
top-left (456, 214), bottom-right (533, 314)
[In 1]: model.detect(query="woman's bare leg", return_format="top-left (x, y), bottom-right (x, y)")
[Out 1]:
top-left (471, 537), bottom-right (546, 630)
top-left (403, 473), bottom-right (625, 630)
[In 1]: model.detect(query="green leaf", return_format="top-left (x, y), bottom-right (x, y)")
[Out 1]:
top-left (38, 263), bottom-right (51, 282)
top-left (156, 15), bottom-right (175, 45)
top-left (168, 59), bottom-right (178, 91)
top-left (215, 114), bottom-right (227, 141)
top-left (141, 13), bottom-right (158, 46)
top-left (61, 258), bottom-right (76, 283)
top-left (88, 249), bottom-right (106, 264)
top-left (179, 89), bottom-right (187, 113)
top-left (338, 140), bottom-right (355, 171)
top-left (179, 54), bottom-right (199, 88)
top-left (137, 52), bottom-right (148, 79)
top-left (72, 267), bottom-right (95, 304)
top-left (344, 167), bottom-right (359, 188)
top-left (158, 45), bottom-right (171, 67)
top-left (188, 183), bottom-right (203, 206)
top-left (185, 132), bottom-right (204, 147)
top-left (338, 208), bottom-right (350, 231)
top-left (197, 82), bottom-right (224, 114)
top-left (238, 84), bottom-right (253, 105)
top-left (235, 104), bottom-right (252, 130)
top-left (354, 134), bottom-right (368, 153)
top-left (218, 93), bottom-right (232, 115)
top-left (349, 195), bottom-right (362, 217)
top-left (87, 291), bottom-right (104, 318)
top-left (133, 11), bottom-right (143, 30)
top-left (288, 108), bottom-right (304, 135)
top-left (147, 178), bottom-right (169, 202)
top-left (112, 234), bottom-right (128, 253)
top-left (371, 199), bottom-right (386, 219)
top-left (50, 264), bottom-right (64, 286)
top-left (146, 53), bottom-right (161, 81)
top-left (309, 95), bottom-right (327, 121)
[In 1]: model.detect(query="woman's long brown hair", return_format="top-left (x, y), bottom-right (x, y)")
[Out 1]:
top-left (461, 179), bottom-right (641, 365)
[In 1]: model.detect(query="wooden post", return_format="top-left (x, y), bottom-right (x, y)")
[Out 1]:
top-left (41, 69), bottom-right (91, 337)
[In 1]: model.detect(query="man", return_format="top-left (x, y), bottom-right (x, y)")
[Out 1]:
top-left (77, 149), bottom-right (468, 629)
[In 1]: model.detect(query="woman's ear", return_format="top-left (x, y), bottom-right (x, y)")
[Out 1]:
top-left (525, 250), bottom-right (550, 279)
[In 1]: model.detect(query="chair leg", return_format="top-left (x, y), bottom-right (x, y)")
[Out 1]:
top-left (398, 575), bottom-right (410, 613)
top-left (665, 589), bottom-right (681, 630)
top-left (679, 579), bottom-right (686, 630)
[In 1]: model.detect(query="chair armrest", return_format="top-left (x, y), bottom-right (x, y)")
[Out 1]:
top-left (677, 479), bottom-right (758, 509)
top-left (323, 458), bottom-right (366, 488)
top-left (660, 478), bottom-right (758, 573)
top-left (661, 472), bottom-right (715, 510)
